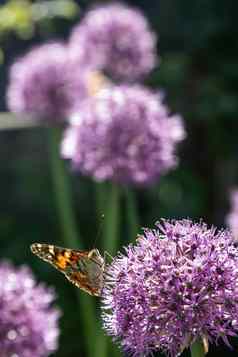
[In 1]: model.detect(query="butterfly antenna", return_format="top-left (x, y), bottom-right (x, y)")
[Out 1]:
top-left (92, 214), bottom-right (105, 249)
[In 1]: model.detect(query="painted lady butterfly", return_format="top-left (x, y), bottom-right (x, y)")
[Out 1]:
top-left (31, 243), bottom-right (105, 296)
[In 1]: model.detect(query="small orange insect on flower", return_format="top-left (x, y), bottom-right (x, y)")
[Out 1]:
top-left (31, 243), bottom-right (105, 296)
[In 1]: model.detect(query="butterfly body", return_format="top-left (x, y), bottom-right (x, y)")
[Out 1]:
top-left (31, 243), bottom-right (104, 296)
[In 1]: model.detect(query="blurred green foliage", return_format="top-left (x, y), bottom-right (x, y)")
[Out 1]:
top-left (0, 0), bottom-right (79, 63)
top-left (0, 0), bottom-right (79, 36)
top-left (0, 0), bottom-right (33, 38)
top-left (0, 0), bottom-right (238, 356)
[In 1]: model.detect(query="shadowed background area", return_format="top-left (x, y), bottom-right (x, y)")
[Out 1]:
top-left (0, 0), bottom-right (238, 356)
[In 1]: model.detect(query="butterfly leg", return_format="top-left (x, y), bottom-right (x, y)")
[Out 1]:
top-left (104, 250), bottom-right (114, 264)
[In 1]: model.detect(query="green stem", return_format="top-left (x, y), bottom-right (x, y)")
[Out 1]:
top-left (48, 127), bottom-right (80, 248)
top-left (95, 182), bottom-right (120, 357)
top-left (190, 339), bottom-right (205, 357)
top-left (48, 127), bottom-right (96, 357)
top-left (104, 182), bottom-right (120, 255)
top-left (124, 187), bottom-right (140, 243)
top-left (95, 181), bottom-right (108, 223)
top-left (94, 330), bottom-right (108, 357)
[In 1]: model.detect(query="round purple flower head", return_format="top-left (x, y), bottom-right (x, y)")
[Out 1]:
top-left (61, 85), bottom-right (185, 185)
top-left (7, 42), bottom-right (91, 121)
top-left (69, 3), bottom-right (157, 81)
top-left (102, 219), bottom-right (238, 356)
top-left (226, 188), bottom-right (238, 239)
top-left (0, 261), bottom-right (60, 356)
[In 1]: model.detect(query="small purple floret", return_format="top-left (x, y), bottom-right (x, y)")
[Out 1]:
top-left (0, 261), bottom-right (60, 356)
top-left (69, 3), bottom-right (157, 81)
top-left (61, 85), bottom-right (185, 185)
top-left (102, 219), bottom-right (238, 356)
top-left (7, 42), bottom-right (89, 121)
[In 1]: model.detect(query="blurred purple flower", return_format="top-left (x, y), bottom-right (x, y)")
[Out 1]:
top-left (61, 85), bottom-right (185, 185)
top-left (69, 3), bottom-right (157, 81)
top-left (7, 42), bottom-right (90, 121)
top-left (102, 219), bottom-right (238, 356)
top-left (0, 261), bottom-right (60, 357)
top-left (226, 188), bottom-right (238, 238)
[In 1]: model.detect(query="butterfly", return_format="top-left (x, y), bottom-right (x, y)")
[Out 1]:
top-left (30, 243), bottom-right (105, 296)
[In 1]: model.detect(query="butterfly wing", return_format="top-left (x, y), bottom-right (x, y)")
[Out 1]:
top-left (63, 248), bottom-right (105, 296)
top-left (31, 243), bottom-right (82, 272)
top-left (30, 243), bottom-right (104, 296)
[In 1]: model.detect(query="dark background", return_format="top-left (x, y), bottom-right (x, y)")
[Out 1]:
top-left (0, 0), bottom-right (237, 356)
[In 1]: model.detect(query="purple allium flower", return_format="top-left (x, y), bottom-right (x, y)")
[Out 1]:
top-left (226, 188), bottom-right (238, 239)
top-left (102, 219), bottom-right (238, 356)
top-left (7, 42), bottom-right (91, 121)
top-left (69, 3), bottom-right (157, 81)
top-left (61, 85), bottom-right (185, 185)
top-left (0, 261), bottom-right (60, 356)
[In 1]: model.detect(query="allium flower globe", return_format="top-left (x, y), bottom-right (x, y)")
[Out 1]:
top-left (102, 219), bottom-right (238, 356)
top-left (7, 42), bottom-right (90, 120)
top-left (62, 85), bottom-right (185, 185)
top-left (226, 188), bottom-right (238, 239)
top-left (0, 261), bottom-right (60, 356)
top-left (69, 3), bottom-right (157, 81)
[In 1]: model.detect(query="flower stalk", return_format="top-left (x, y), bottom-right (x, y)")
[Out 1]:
top-left (48, 127), bottom-right (79, 248)
top-left (190, 339), bottom-right (206, 357)
top-left (48, 127), bottom-right (96, 357)
top-left (103, 182), bottom-right (120, 255)
top-left (95, 181), bottom-right (108, 223)
top-left (124, 186), bottom-right (140, 243)
top-left (97, 182), bottom-right (121, 357)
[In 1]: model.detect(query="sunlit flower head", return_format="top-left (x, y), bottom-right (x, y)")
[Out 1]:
top-left (226, 188), bottom-right (238, 239)
top-left (69, 3), bottom-right (157, 81)
top-left (7, 42), bottom-right (91, 121)
top-left (102, 219), bottom-right (238, 356)
top-left (0, 261), bottom-right (60, 356)
top-left (61, 85), bottom-right (185, 185)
